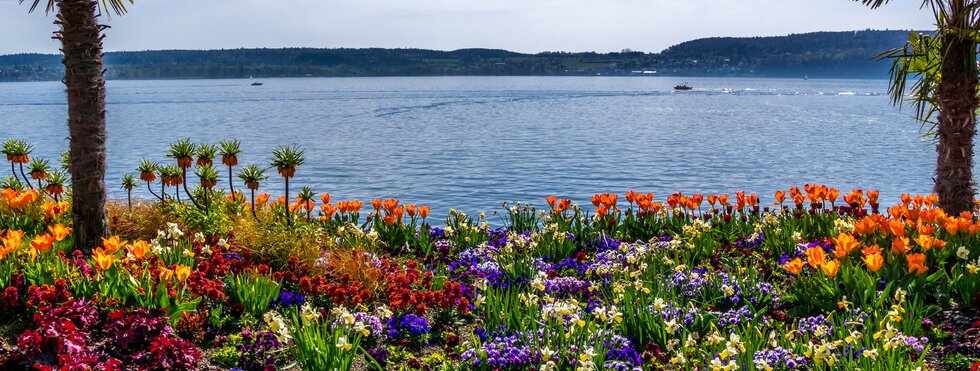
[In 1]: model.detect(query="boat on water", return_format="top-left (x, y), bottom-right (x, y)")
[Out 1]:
top-left (250, 82), bottom-right (263, 86)
top-left (674, 84), bottom-right (692, 90)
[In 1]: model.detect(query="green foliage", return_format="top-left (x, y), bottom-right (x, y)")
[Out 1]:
top-left (195, 143), bottom-right (218, 161)
top-left (288, 310), bottom-right (364, 371)
top-left (218, 139), bottom-right (242, 159)
top-left (270, 145), bottom-right (305, 170)
top-left (194, 164), bottom-right (220, 187)
top-left (237, 164), bottom-right (269, 185)
top-left (227, 272), bottom-right (281, 317)
top-left (120, 173), bottom-right (137, 191)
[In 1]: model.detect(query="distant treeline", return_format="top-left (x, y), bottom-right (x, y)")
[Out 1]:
top-left (0, 30), bottom-right (921, 82)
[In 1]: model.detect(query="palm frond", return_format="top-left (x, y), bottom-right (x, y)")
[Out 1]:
top-left (20, 0), bottom-right (134, 16)
top-left (876, 31), bottom-right (943, 135)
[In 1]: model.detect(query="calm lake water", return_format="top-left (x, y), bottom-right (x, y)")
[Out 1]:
top-left (0, 76), bottom-right (967, 219)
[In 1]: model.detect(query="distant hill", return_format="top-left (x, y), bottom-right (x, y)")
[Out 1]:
top-left (0, 30), bottom-right (921, 81)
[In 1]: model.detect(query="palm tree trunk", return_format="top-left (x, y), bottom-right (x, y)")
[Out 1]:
top-left (935, 29), bottom-right (979, 215)
top-left (127, 190), bottom-right (132, 211)
top-left (58, 0), bottom-right (110, 252)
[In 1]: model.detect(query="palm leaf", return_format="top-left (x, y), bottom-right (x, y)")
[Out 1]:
top-left (20, 0), bottom-right (133, 16)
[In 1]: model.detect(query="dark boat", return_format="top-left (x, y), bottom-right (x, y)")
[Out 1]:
top-left (673, 84), bottom-right (692, 91)
top-left (250, 82), bottom-right (263, 86)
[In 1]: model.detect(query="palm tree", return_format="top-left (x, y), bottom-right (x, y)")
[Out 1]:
top-left (859, 0), bottom-right (980, 214)
top-left (22, 0), bottom-right (133, 251)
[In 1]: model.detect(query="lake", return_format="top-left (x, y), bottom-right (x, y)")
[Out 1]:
top-left (0, 76), bottom-right (962, 219)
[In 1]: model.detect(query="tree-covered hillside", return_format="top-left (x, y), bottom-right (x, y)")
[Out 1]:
top-left (0, 30), bottom-right (920, 81)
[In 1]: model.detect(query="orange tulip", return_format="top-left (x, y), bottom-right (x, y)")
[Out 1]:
top-left (255, 193), bottom-right (271, 206)
top-left (821, 260), bottom-right (840, 277)
top-left (901, 193), bottom-right (912, 206)
top-left (127, 240), bottom-right (151, 259)
top-left (853, 218), bottom-right (878, 235)
top-left (320, 193), bottom-right (331, 204)
top-left (774, 190), bottom-right (786, 204)
top-left (914, 235), bottom-right (945, 251)
top-left (404, 204), bottom-right (417, 217)
top-left (831, 233), bottom-right (859, 258)
top-left (101, 236), bottom-right (128, 255)
top-left (321, 203), bottom-right (337, 218)
top-left (862, 244), bottom-right (881, 256)
top-left (866, 190), bottom-right (880, 204)
top-left (862, 253), bottom-right (884, 272)
top-left (891, 237), bottom-right (912, 255)
top-left (783, 258), bottom-right (804, 275)
top-left (371, 199), bottom-right (383, 210)
top-left (2, 229), bottom-right (25, 254)
top-left (47, 224), bottom-right (71, 242)
top-left (827, 188), bottom-right (840, 205)
top-left (596, 205), bottom-right (609, 217)
top-left (384, 198), bottom-right (401, 211)
top-left (546, 196), bottom-right (558, 208)
top-left (625, 191), bottom-right (637, 205)
top-left (93, 248), bottom-right (114, 271)
top-left (0, 188), bottom-right (16, 204)
top-left (884, 219), bottom-right (907, 237)
top-left (418, 205), bottom-right (430, 219)
top-left (717, 194), bottom-right (730, 206)
top-left (30, 234), bottom-right (54, 254)
top-left (805, 246), bottom-right (827, 267)
top-left (906, 253), bottom-right (928, 275)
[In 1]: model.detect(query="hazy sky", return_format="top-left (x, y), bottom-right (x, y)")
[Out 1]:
top-left (0, 0), bottom-right (933, 55)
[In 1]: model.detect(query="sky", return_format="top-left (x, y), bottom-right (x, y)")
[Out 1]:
top-left (0, 0), bottom-right (934, 55)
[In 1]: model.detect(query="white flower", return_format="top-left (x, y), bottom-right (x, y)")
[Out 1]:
top-left (957, 246), bottom-right (971, 260)
top-left (336, 336), bottom-right (352, 351)
top-left (375, 305), bottom-right (393, 319)
top-left (216, 238), bottom-right (227, 247)
top-left (193, 232), bottom-right (205, 243)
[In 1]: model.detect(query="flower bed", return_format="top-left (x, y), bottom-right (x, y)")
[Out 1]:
top-left (0, 141), bottom-right (979, 370)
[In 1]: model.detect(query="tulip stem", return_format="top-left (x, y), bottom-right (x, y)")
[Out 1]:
top-left (18, 163), bottom-right (33, 190)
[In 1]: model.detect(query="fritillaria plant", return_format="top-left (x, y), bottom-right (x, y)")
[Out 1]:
top-left (270, 145), bottom-right (304, 226)
top-left (237, 164), bottom-right (268, 219)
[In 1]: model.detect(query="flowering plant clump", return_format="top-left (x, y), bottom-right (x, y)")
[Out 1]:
top-left (0, 140), bottom-right (977, 371)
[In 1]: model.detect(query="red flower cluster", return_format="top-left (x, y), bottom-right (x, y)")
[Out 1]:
top-left (25, 279), bottom-right (71, 308)
top-left (381, 259), bottom-right (469, 315)
top-left (274, 258), bottom-right (372, 306)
